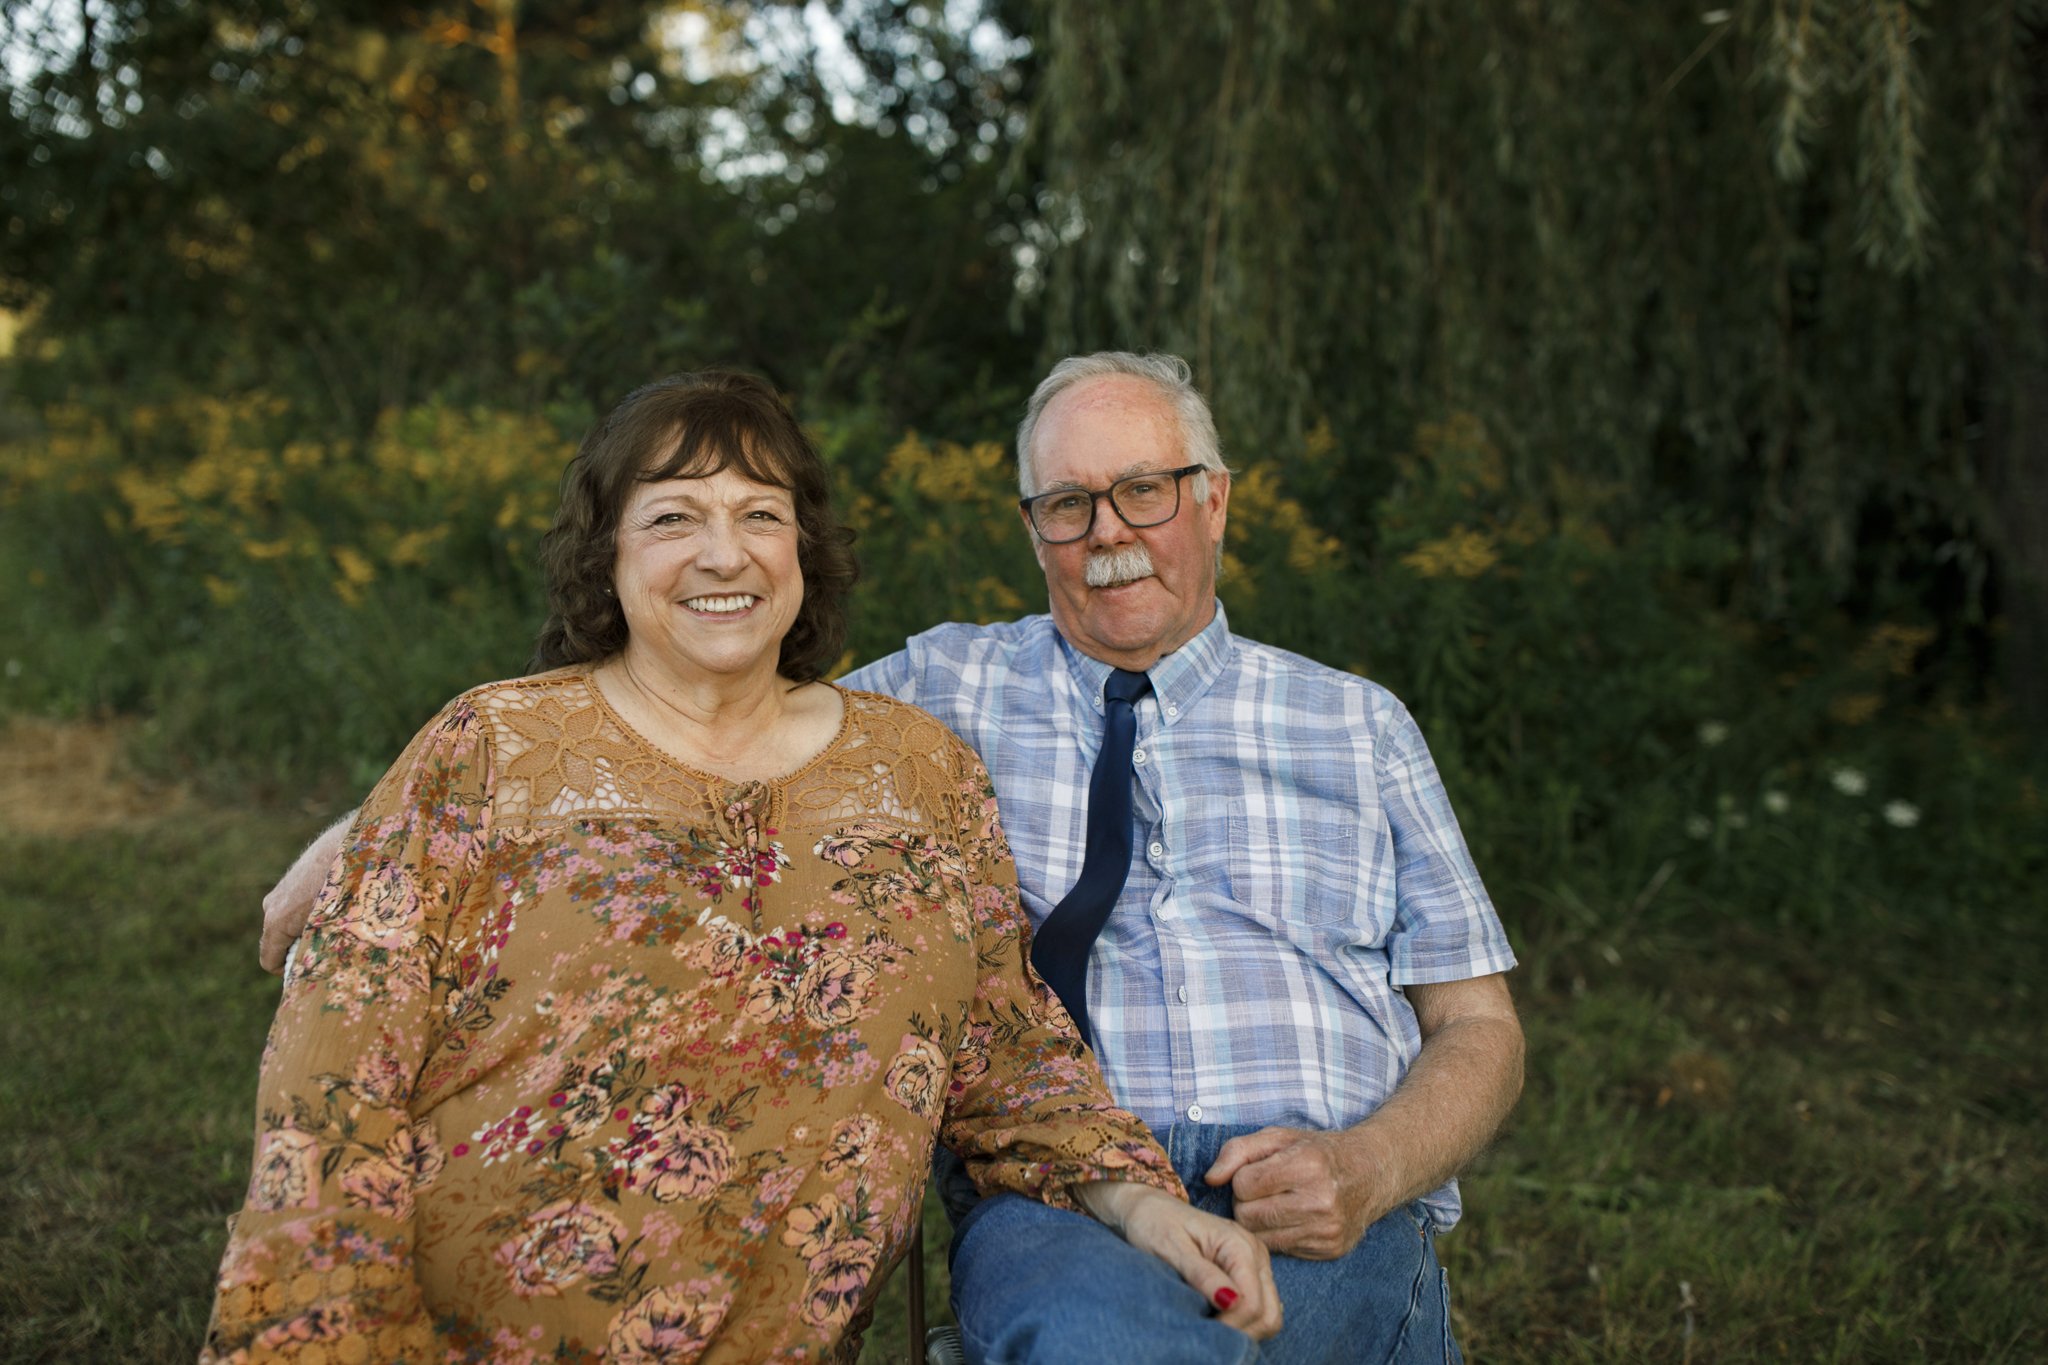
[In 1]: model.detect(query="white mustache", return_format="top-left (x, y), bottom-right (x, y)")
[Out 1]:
top-left (1084, 546), bottom-right (1155, 588)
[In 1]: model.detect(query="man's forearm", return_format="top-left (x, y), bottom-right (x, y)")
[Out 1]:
top-left (1340, 1007), bottom-right (1524, 1222)
top-left (259, 810), bottom-right (359, 973)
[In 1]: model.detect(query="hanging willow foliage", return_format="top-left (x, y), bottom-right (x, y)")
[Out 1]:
top-left (1030, 0), bottom-right (2047, 663)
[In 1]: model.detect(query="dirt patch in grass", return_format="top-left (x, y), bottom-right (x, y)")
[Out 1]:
top-left (0, 715), bottom-right (192, 835)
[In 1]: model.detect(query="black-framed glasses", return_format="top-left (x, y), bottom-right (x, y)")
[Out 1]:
top-left (1019, 464), bottom-right (1206, 544)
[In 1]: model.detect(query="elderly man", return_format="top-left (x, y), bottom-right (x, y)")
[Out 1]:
top-left (260, 352), bottom-right (1521, 1363)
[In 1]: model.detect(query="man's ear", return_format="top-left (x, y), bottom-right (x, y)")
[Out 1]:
top-left (1019, 505), bottom-right (1048, 568)
top-left (1201, 470), bottom-right (1231, 538)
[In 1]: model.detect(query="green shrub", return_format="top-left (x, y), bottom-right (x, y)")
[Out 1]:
top-left (3, 394), bottom-right (2035, 917)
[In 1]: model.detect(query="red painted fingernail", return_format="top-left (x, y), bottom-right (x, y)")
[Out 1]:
top-left (1213, 1287), bottom-right (1238, 1310)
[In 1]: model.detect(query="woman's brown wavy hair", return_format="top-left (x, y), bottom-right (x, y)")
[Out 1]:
top-left (533, 370), bottom-right (859, 681)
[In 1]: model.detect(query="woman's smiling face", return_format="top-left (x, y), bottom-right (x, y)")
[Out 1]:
top-left (612, 464), bottom-right (805, 686)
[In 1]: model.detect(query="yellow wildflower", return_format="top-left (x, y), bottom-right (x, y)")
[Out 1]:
top-left (387, 526), bottom-right (450, 568)
top-left (333, 546), bottom-right (377, 587)
top-left (115, 471), bottom-right (187, 543)
top-left (1400, 527), bottom-right (1499, 579)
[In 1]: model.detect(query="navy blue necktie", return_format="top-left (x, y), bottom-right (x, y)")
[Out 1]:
top-left (1031, 667), bottom-right (1152, 1047)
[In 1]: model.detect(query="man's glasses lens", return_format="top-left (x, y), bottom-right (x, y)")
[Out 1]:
top-left (1026, 467), bottom-right (1199, 543)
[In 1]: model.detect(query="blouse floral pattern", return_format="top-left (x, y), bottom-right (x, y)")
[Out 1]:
top-left (204, 672), bottom-right (1181, 1364)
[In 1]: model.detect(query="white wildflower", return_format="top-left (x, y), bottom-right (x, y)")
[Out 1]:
top-left (1697, 720), bottom-right (1730, 747)
top-left (1761, 790), bottom-right (1790, 815)
top-left (1828, 766), bottom-right (1869, 797)
top-left (1881, 800), bottom-right (1921, 829)
top-left (1684, 814), bottom-right (1713, 840)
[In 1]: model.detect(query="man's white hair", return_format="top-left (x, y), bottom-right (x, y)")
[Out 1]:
top-left (1016, 352), bottom-right (1230, 501)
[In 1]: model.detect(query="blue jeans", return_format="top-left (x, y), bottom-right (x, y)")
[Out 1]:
top-left (945, 1122), bottom-right (1464, 1365)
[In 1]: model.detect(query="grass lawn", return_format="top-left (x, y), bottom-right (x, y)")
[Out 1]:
top-left (2, 809), bottom-right (2041, 1362)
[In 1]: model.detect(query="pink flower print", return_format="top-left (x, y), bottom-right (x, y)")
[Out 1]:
top-left (949, 1023), bottom-right (994, 1094)
top-left (821, 1113), bottom-right (880, 1173)
top-left (495, 1199), bottom-right (627, 1299)
top-left (883, 1034), bottom-right (949, 1123)
top-left (695, 919), bottom-right (752, 978)
top-left (339, 1156), bottom-right (414, 1221)
top-left (710, 837), bottom-right (788, 898)
top-left (477, 898), bottom-right (518, 958)
top-left (801, 1237), bottom-right (881, 1330)
top-left (606, 1282), bottom-right (731, 1364)
top-left (251, 1303), bottom-right (357, 1349)
top-left (866, 868), bottom-right (923, 914)
top-left (814, 818), bottom-right (907, 867)
top-left (636, 1083), bottom-right (698, 1131)
top-left (640, 1120), bottom-right (734, 1203)
top-left (382, 1120), bottom-right (445, 1188)
top-left (971, 882), bottom-right (1021, 932)
top-left (754, 1162), bottom-right (809, 1215)
top-left (722, 789), bottom-right (764, 845)
top-left (248, 1128), bottom-right (319, 1211)
top-left (469, 1103), bottom-right (543, 1166)
top-left (352, 1046), bottom-right (412, 1106)
top-left (345, 861), bottom-right (421, 948)
top-left (556, 1080), bottom-right (614, 1138)
top-left (779, 1193), bottom-right (853, 1260)
top-left (740, 973), bottom-right (796, 1024)
top-left (795, 949), bottom-right (877, 1030)
top-left (1093, 1140), bottom-right (1170, 1176)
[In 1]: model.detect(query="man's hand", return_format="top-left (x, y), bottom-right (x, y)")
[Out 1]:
top-left (1204, 1127), bottom-right (1383, 1260)
top-left (1207, 973), bottom-right (1524, 1260)
top-left (1075, 1181), bottom-right (1282, 1340)
top-left (259, 815), bottom-right (353, 974)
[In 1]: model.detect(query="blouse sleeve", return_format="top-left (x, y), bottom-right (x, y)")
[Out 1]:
top-left (932, 745), bottom-right (1185, 1213)
top-left (203, 699), bottom-right (492, 1363)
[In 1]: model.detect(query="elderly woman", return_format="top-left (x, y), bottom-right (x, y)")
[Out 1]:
top-left (204, 371), bottom-right (1276, 1363)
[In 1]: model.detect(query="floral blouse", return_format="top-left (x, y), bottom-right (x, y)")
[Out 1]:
top-left (204, 672), bottom-right (1181, 1364)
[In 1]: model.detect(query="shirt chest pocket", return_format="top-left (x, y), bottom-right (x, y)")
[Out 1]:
top-left (1223, 809), bottom-right (1365, 930)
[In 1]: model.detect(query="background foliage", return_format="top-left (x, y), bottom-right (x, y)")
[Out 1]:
top-left (2, 1), bottom-right (2043, 1360)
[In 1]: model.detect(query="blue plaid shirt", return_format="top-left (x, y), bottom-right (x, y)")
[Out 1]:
top-left (843, 606), bottom-right (1515, 1225)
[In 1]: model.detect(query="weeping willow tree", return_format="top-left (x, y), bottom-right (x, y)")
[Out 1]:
top-left (1030, 0), bottom-right (2047, 729)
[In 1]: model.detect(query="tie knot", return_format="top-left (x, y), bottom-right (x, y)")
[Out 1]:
top-left (1104, 668), bottom-right (1152, 706)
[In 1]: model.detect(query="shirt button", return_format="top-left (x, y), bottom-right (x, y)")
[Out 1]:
top-left (1186, 1103), bottom-right (1204, 1122)
top-left (1148, 841), bottom-right (1164, 859)
top-left (1166, 703), bottom-right (1179, 717)
top-left (1132, 748), bottom-right (1147, 765)
top-left (1176, 984), bottom-right (1189, 1003)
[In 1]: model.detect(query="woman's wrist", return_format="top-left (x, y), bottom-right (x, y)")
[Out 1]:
top-left (1072, 1179), bottom-right (1180, 1236)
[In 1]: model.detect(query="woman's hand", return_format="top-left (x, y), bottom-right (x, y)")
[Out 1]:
top-left (1074, 1181), bottom-right (1283, 1340)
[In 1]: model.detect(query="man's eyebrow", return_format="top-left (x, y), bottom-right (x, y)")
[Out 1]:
top-left (1038, 463), bottom-right (1179, 492)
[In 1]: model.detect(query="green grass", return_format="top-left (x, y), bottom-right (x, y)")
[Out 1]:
top-left (2, 817), bottom-right (2041, 1362)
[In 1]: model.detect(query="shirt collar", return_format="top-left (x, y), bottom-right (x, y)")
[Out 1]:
top-left (1055, 601), bottom-right (1235, 723)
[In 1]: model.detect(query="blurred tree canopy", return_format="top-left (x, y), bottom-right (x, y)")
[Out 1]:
top-left (0, 0), bottom-right (1037, 433)
top-left (3, 0), bottom-right (2045, 739)
top-left (1031, 0), bottom-right (2048, 727)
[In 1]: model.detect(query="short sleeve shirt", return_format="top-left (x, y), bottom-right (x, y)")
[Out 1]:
top-left (844, 607), bottom-right (1517, 1226)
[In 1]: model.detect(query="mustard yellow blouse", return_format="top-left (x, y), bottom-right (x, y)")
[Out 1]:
top-left (205, 672), bottom-right (1179, 1363)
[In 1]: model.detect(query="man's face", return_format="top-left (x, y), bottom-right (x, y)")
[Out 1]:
top-left (1022, 375), bottom-right (1230, 671)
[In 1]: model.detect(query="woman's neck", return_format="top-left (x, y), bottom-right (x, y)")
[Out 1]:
top-left (594, 648), bottom-right (837, 781)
